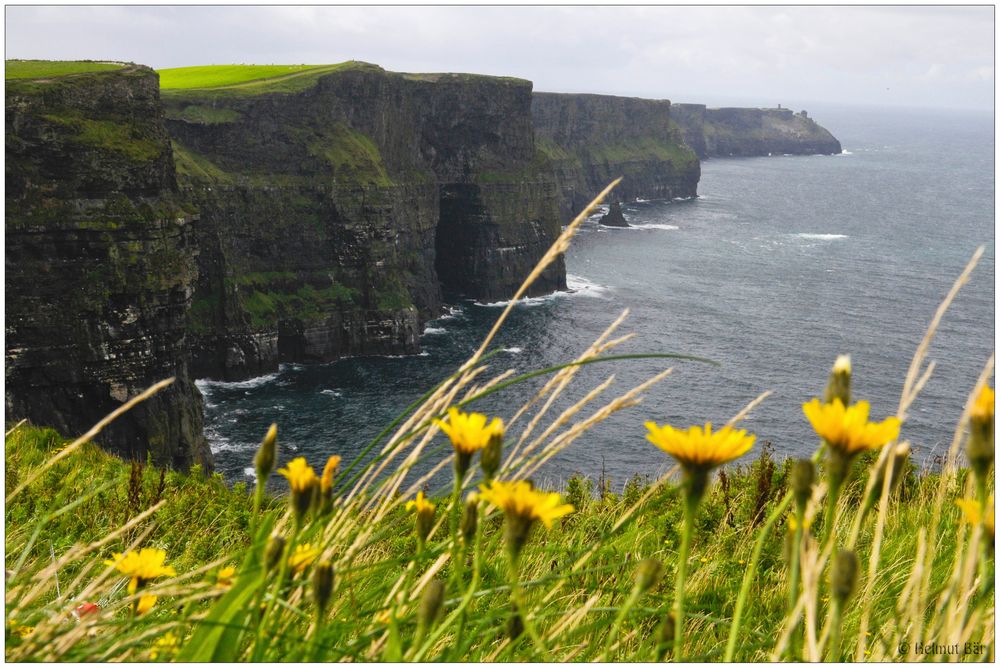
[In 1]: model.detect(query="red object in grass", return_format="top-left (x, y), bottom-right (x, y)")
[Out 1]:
top-left (73, 602), bottom-right (99, 620)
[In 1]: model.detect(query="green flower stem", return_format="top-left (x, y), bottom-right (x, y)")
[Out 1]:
top-left (251, 522), bottom-right (297, 662)
top-left (785, 516), bottom-right (804, 660)
top-left (411, 505), bottom-right (485, 661)
top-left (826, 598), bottom-right (844, 662)
top-left (598, 584), bottom-right (643, 661)
top-left (823, 474), bottom-right (844, 552)
top-left (725, 490), bottom-right (794, 661)
top-left (509, 552), bottom-right (550, 659)
top-left (449, 474), bottom-right (465, 588)
top-left (673, 494), bottom-right (696, 660)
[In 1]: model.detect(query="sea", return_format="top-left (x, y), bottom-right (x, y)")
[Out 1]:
top-left (198, 104), bottom-right (995, 491)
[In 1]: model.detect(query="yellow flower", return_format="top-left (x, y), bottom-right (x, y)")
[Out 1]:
top-left (288, 543), bottom-right (320, 574)
top-left (956, 497), bottom-right (995, 536)
top-left (104, 548), bottom-right (176, 594)
top-left (644, 421), bottom-right (756, 470)
top-left (971, 385), bottom-right (995, 421)
top-left (788, 515), bottom-right (813, 533)
top-left (11, 622), bottom-right (34, 638)
top-left (479, 480), bottom-right (574, 530)
top-left (802, 398), bottom-right (900, 456)
top-left (150, 631), bottom-right (180, 660)
top-left (136, 594), bottom-right (157, 616)
top-left (320, 455), bottom-right (341, 494)
top-left (406, 490), bottom-right (435, 514)
top-left (434, 407), bottom-right (504, 455)
top-left (215, 566), bottom-right (236, 589)
top-left (277, 457), bottom-right (318, 493)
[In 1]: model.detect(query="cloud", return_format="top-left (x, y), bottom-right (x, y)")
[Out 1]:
top-left (4, 6), bottom-right (994, 110)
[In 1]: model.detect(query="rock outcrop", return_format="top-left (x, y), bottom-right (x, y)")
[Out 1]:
top-left (163, 63), bottom-right (564, 380)
top-left (531, 92), bottom-right (700, 219)
top-left (5, 63), bottom-right (212, 469)
top-left (671, 104), bottom-right (842, 158)
top-left (598, 202), bottom-right (629, 228)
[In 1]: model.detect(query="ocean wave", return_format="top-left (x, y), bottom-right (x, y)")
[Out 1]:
top-left (196, 371), bottom-right (282, 392)
top-left (566, 274), bottom-right (612, 298)
top-left (320, 389), bottom-right (342, 398)
top-left (794, 233), bottom-right (848, 240)
top-left (436, 305), bottom-right (465, 321)
top-left (839, 150), bottom-right (854, 155)
top-left (627, 223), bottom-right (680, 231)
top-left (474, 275), bottom-right (610, 307)
top-left (502, 347), bottom-right (523, 354)
top-left (422, 326), bottom-right (447, 335)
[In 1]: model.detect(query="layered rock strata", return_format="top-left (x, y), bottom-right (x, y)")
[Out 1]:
top-left (5, 63), bottom-right (212, 469)
top-left (531, 92), bottom-right (701, 219)
top-left (163, 64), bottom-right (564, 379)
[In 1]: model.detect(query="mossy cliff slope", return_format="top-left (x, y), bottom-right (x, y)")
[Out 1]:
top-left (162, 63), bottom-right (564, 380)
top-left (671, 104), bottom-right (842, 158)
top-left (531, 92), bottom-right (701, 219)
top-left (5, 62), bottom-right (212, 469)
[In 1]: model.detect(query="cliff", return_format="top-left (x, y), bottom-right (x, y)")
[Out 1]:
top-left (161, 63), bottom-right (564, 379)
top-left (5, 61), bottom-right (212, 469)
top-left (671, 104), bottom-right (842, 158)
top-left (531, 92), bottom-right (700, 219)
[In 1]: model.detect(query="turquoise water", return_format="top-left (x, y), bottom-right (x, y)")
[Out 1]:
top-left (199, 104), bottom-right (995, 489)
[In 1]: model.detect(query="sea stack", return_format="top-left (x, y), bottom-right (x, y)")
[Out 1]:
top-left (599, 202), bottom-right (630, 228)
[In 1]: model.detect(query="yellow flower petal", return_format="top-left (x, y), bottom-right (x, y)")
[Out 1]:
top-left (802, 398), bottom-right (900, 456)
top-left (644, 421), bottom-right (755, 469)
top-left (434, 407), bottom-right (504, 455)
top-left (479, 480), bottom-right (573, 529)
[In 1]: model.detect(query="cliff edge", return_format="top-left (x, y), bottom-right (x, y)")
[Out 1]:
top-left (671, 104), bottom-right (842, 158)
top-left (5, 61), bottom-right (212, 469)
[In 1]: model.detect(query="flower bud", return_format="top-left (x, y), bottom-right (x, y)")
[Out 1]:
top-left (507, 603), bottom-right (524, 641)
top-left (293, 477), bottom-right (319, 523)
top-left (831, 549), bottom-right (859, 605)
top-left (968, 385), bottom-right (994, 479)
top-left (824, 355), bottom-right (852, 406)
top-left (656, 612), bottom-right (676, 661)
top-left (791, 459), bottom-right (815, 515)
top-left (460, 493), bottom-right (479, 544)
top-left (454, 450), bottom-right (472, 480)
top-left (481, 431), bottom-right (503, 482)
top-left (264, 535), bottom-right (286, 572)
top-left (635, 558), bottom-right (664, 593)
top-left (418, 579), bottom-right (445, 629)
top-left (254, 424), bottom-right (278, 480)
top-left (312, 561), bottom-right (335, 617)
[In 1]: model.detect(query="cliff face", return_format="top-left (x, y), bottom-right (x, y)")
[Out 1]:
top-left (672, 104), bottom-right (842, 158)
top-left (531, 93), bottom-right (701, 219)
top-left (5, 63), bottom-right (212, 469)
top-left (163, 64), bottom-right (563, 380)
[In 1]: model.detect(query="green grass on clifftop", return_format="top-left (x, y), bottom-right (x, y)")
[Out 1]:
top-left (5, 60), bottom-right (126, 80)
top-left (157, 63), bottom-right (367, 95)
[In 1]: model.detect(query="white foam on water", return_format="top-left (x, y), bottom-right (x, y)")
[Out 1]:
top-left (502, 347), bottom-right (523, 354)
top-left (839, 149), bottom-right (853, 156)
top-left (627, 223), bottom-right (680, 231)
top-left (320, 389), bottom-right (342, 397)
top-left (244, 467), bottom-right (257, 481)
top-left (379, 351), bottom-right (431, 359)
top-left (635, 198), bottom-right (651, 203)
top-left (436, 305), bottom-right (465, 321)
top-left (422, 327), bottom-right (447, 335)
top-left (794, 233), bottom-right (848, 240)
top-left (196, 371), bottom-right (281, 392)
top-left (566, 274), bottom-right (612, 298)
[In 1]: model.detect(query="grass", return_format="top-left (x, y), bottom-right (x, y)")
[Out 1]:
top-left (5, 60), bottom-right (126, 80)
top-left (157, 63), bottom-right (367, 96)
top-left (3, 185), bottom-right (993, 662)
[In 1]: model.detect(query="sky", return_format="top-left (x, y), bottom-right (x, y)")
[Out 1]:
top-left (4, 5), bottom-right (995, 111)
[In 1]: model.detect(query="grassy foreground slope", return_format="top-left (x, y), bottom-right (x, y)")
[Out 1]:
top-left (4, 420), bottom-right (976, 662)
